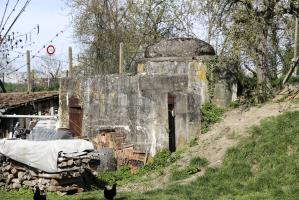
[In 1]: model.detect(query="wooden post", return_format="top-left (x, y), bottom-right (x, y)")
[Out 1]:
top-left (68, 47), bottom-right (73, 77)
top-left (119, 42), bottom-right (124, 74)
top-left (294, 16), bottom-right (299, 75)
top-left (2, 73), bottom-right (4, 83)
top-left (26, 50), bottom-right (31, 93)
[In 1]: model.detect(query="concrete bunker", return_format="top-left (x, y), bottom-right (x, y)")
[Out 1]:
top-left (59, 38), bottom-right (216, 158)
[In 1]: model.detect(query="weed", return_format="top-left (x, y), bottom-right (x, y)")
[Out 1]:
top-left (201, 103), bottom-right (225, 133)
top-left (97, 149), bottom-right (183, 186)
top-left (229, 100), bottom-right (240, 108)
top-left (170, 166), bottom-right (190, 181)
top-left (290, 98), bottom-right (299, 104)
top-left (97, 165), bottom-right (133, 185)
top-left (170, 156), bottom-right (209, 181)
top-left (189, 157), bottom-right (209, 168)
top-left (189, 138), bottom-right (198, 147)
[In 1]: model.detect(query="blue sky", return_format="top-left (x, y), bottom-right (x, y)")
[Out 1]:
top-left (0, 0), bottom-right (77, 73)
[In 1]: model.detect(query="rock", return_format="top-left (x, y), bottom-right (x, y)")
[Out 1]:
top-left (145, 38), bottom-right (215, 58)
top-left (23, 180), bottom-right (35, 187)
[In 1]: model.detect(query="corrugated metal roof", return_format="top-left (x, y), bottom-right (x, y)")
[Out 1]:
top-left (0, 91), bottom-right (58, 109)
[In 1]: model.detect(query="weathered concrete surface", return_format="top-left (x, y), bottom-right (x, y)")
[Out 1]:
top-left (145, 38), bottom-right (215, 58)
top-left (59, 38), bottom-right (217, 156)
top-left (59, 74), bottom-right (194, 155)
top-left (212, 81), bottom-right (238, 107)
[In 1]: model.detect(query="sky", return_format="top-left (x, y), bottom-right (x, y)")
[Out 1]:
top-left (0, 0), bottom-right (78, 76)
top-left (0, 0), bottom-right (210, 80)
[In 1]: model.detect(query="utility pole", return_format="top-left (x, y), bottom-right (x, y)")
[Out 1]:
top-left (68, 47), bottom-right (73, 77)
top-left (119, 42), bottom-right (124, 74)
top-left (26, 50), bottom-right (31, 93)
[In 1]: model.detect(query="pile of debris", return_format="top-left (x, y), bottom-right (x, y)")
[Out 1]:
top-left (274, 84), bottom-right (299, 101)
top-left (0, 151), bottom-right (100, 193)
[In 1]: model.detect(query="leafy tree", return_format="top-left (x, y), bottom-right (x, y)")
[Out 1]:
top-left (201, 0), bottom-right (299, 102)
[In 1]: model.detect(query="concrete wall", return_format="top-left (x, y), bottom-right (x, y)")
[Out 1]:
top-left (212, 80), bottom-right (238, 107)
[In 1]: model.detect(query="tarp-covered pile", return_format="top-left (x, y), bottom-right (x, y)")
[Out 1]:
top-left (0, 139), bottom-right (101, 193)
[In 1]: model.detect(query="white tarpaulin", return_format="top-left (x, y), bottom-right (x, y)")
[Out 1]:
top-left (0, 139), bottom-right (94, 173)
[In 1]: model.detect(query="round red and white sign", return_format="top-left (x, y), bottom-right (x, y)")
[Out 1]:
top-left (46, 45), bottom-right (55, 55)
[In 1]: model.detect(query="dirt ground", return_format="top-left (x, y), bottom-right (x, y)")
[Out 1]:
top-left (119, 101), bottom-right (299, 193)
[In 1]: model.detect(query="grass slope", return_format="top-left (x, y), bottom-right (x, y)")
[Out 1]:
top-left (1, 111), bottom-right (299, 199)
top-left (124, 111), bottom-right (299, 200)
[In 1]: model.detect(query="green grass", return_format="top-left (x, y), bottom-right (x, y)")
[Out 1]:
top-left (170, 156), bottom-right (209, 181)
top-left (3, 82), bottom-right (59, 92)
top-left (2, 111), bottom-right (299, 199)
top-left (3, 83), bottom-right (27, 92)
top-left (97, 149), bottom-right (184, 185)
top-left (122, 111), bottom-right (299, 199)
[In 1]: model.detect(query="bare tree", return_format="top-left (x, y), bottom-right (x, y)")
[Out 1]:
top-left (35, 56), bottom-right (62, 87)
top-left (67, 0), bottom-right (197, 74)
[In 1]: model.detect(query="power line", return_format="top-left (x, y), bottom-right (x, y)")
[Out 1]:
top-left (0, 0), bottom-right (21, 37)
top-left (31, 28), bottom-right (69, 59)
top-left (2, 25), bottom-right (72, 77)
top-left (6, 63), bottom-right (26, 75)
top-left (0, 0), bottom-right (31, 46)
top-left (0, 0), bottom-right (10, 32)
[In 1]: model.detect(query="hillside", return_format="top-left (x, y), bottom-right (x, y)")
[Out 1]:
top-left (1, 101), bottom-right (299, 199)
top-left (120, 103), bottom-right (299, 199)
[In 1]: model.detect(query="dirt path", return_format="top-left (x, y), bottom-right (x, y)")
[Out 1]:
top-left (120, 101), bottom-right (299, 192)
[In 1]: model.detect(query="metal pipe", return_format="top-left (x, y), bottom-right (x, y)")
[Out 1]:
top-left (0, 115), bottom-right (57, 119)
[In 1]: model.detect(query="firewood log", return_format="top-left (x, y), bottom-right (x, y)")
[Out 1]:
top-left (6, 174), bottom-right (14, 184)
top-left (11, 178), bottom-right (20, 184)
top-left (17, 172), bottom-right (25, 180)
top-left (11, 168), bottom-right (18, 176)
top-left (12, 182), bottom-right (21, 189)
top-left (38, 173), bottom-right (62, 179)
top-left (74, 159), bottom-right (82, 166)
top-left (4, 164), bottom-right (12, 172)
top-left (67, 159), bottom-right (74, 166)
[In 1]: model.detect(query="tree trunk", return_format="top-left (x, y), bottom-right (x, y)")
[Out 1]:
top-left (256, 28), bottom-right (272, 103)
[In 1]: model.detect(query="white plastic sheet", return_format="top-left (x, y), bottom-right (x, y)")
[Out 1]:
top-left (0, 139), bottom-right (94, 173)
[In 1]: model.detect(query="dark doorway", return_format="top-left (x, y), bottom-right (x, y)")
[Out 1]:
top-left (168, 94), bottom-right (176, 152)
